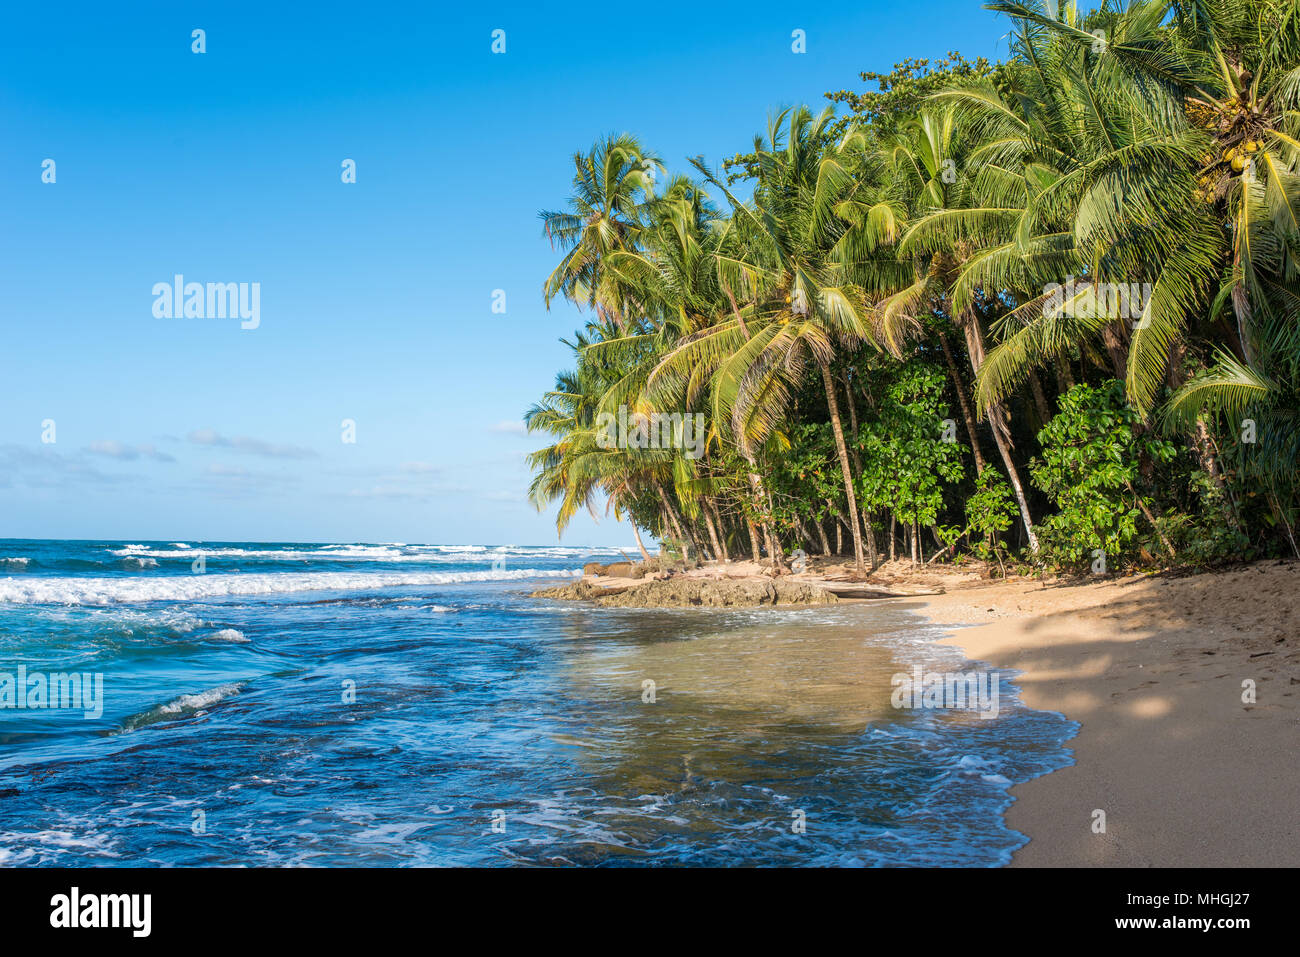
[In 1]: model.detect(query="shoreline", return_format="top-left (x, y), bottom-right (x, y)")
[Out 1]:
top-left (914, 562), bottom-right (1300, 866)
top-left (531, 556), bottom-right (948, 607)
top-left (538, 555), bottom-right (1299, 866)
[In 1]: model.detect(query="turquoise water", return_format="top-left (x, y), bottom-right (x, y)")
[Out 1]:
top-left (0, 539), bottom-right (1075, 866)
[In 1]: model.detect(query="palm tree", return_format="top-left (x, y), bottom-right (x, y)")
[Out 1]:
top-left (956, 0), bottom-right (1300, 546)
top-left (539, 134), bottom-right (663, 327)
top-left (525, 0), bottom-right (1300, 568)
top-left (953, 1), bottom-right (1221, 420)
top-left (649, 107), bottom-right (886, 576)
top-left (535, 162), bottom-right (746, 560)
top-left (525, 327), bottom-right (697, 557)
top-left (871, 102), bottom-right (1050, 553)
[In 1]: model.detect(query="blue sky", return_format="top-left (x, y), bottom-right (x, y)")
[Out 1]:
top-left (0, 0), bottom-right (1006, 546)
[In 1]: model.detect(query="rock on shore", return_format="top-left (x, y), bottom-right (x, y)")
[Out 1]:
top-left (533, 575), bottom-right (837, 607)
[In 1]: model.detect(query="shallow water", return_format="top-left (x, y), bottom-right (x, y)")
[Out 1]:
top-left (0, 540), bottom-right (1076, 866)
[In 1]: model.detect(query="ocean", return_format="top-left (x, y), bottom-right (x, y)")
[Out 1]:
top-left (0, 539), bottom-right (1076, 866)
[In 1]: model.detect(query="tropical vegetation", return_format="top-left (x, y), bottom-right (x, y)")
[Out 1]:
top-left (526, 0), bottom-right (1300, 577)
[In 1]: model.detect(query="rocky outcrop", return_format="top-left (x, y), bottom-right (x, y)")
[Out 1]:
top-left (532, 579), bottom-right (627, 601)
top-left (533, 576), bottom-right (837, 607)
top-left (580, 557), bottom-right (700, 579)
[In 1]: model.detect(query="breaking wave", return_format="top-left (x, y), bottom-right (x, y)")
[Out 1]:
top-left (0, 568), bottom-right (579, 606)
top-left (119, 682), bottom-right (247, 733)
top-left (102, 543), bottom-right (630, 562)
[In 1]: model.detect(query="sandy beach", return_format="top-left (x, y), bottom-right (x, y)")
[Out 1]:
top-left (550, 556), bottom-right (1300, 866)
top-left (917, 561), bottom-right (1300, 867)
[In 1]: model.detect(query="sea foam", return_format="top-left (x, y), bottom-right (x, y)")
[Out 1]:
top-left (103, 543), bottom-right (629, 562)
top-left (120, 681), bottom-right (247, 733)
top-left (0, 568), bottom-right (580, 606)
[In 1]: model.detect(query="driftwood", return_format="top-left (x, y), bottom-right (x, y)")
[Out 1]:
top-left (817, 581), bottom-right (945, 599)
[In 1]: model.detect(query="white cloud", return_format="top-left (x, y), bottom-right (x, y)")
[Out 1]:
top-left (86, 440), bottom-right (175, 462)
top-left (0, 444), bottom-right (127, 487)
top-left (187, 429), bottom-right (316, 459)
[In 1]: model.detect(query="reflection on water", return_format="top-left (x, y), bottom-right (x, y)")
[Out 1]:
top-left (493, 603), bottom-right (1076, 866)
top-left (0, 573), bottom-right (1076, 867)
top-left (565, 615), bottom-right (907, 729)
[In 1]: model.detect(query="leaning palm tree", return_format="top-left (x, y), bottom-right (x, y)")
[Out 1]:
top-left (524, 332), bottom-right (620, 534)
top-left (649, 106), bottom-right (886, 576)
top-left (870, 101), bottom-right (1052, 553)
top-left (525, 327), bottom-right (693, 557)
top-left (539, 134), bottom-right (663, 327)
top-left (874, 0), bottom-right (1268, 555)
top-left (959, 0), bottom-right (1224, 419)
top-left (953, 0), bottom-right (1300, 547)
top-left (947, 0), bottom-right (1300, 423)
top-left (1159, 0), bottom-right (1300, 551)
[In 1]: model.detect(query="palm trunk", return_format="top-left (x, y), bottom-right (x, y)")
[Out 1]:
top-left (1127, 483), bottom-right (1177, 560)
top-left (656, 483), bottom-right (697, 557)
top-left (814, 513), bottom-right (832, 556)
top-left (724, 286), bottom-right (751, 339)
top-left (820, 359), bottom-right (868, 576)
top-left (964, 317), bottom-right (1039, 554)
top-left (842, 371), bottom-right (863, 473)
top-left (793, 515), bottom-right (813, 553)
top-left (840, 372), bottom-right (878, 566)
top-left (743, 453), bottom-right (784, 571)
top-left (701, 501), bottom-right (724, 563)
top-left (1268, 491), bottom-right (1300, 559)
top-left (764, 484), bottom-right (787, 572)
top-left (1027, 369), bottom-right (1051, 425)
top-left (861, 511), bottom-right (878, 569)
top-left (1194, 422), bottom-right (1226, 488)
top-left (658, 486), bottom-right (684, 543)
top-left (1056, 356), bottom-right (1075, 392)
top-left (746, 518), bottom-right (762, 563)
top-left (1167, 346), bottom-right (1241, 534)
top-left (707, 499), bottom-right (730, 562)
top-left (631, 523), bottom-right (652, 561)
top-left (987, 404), bottom-right (1040, 554)
top-left (766, 524), bottom-right (786, 571)
top-left (1100, 322), bottom-right (1128, 380)
top-left (694, 521), bottom-right (714, 561)
top-left (1195, 420), bottom-right (1245, 533)
top-left (938, 329), bottom-right (986, 472)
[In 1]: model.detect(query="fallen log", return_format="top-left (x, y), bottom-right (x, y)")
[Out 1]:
top-left (817, 581), bottom-right (946, 599)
